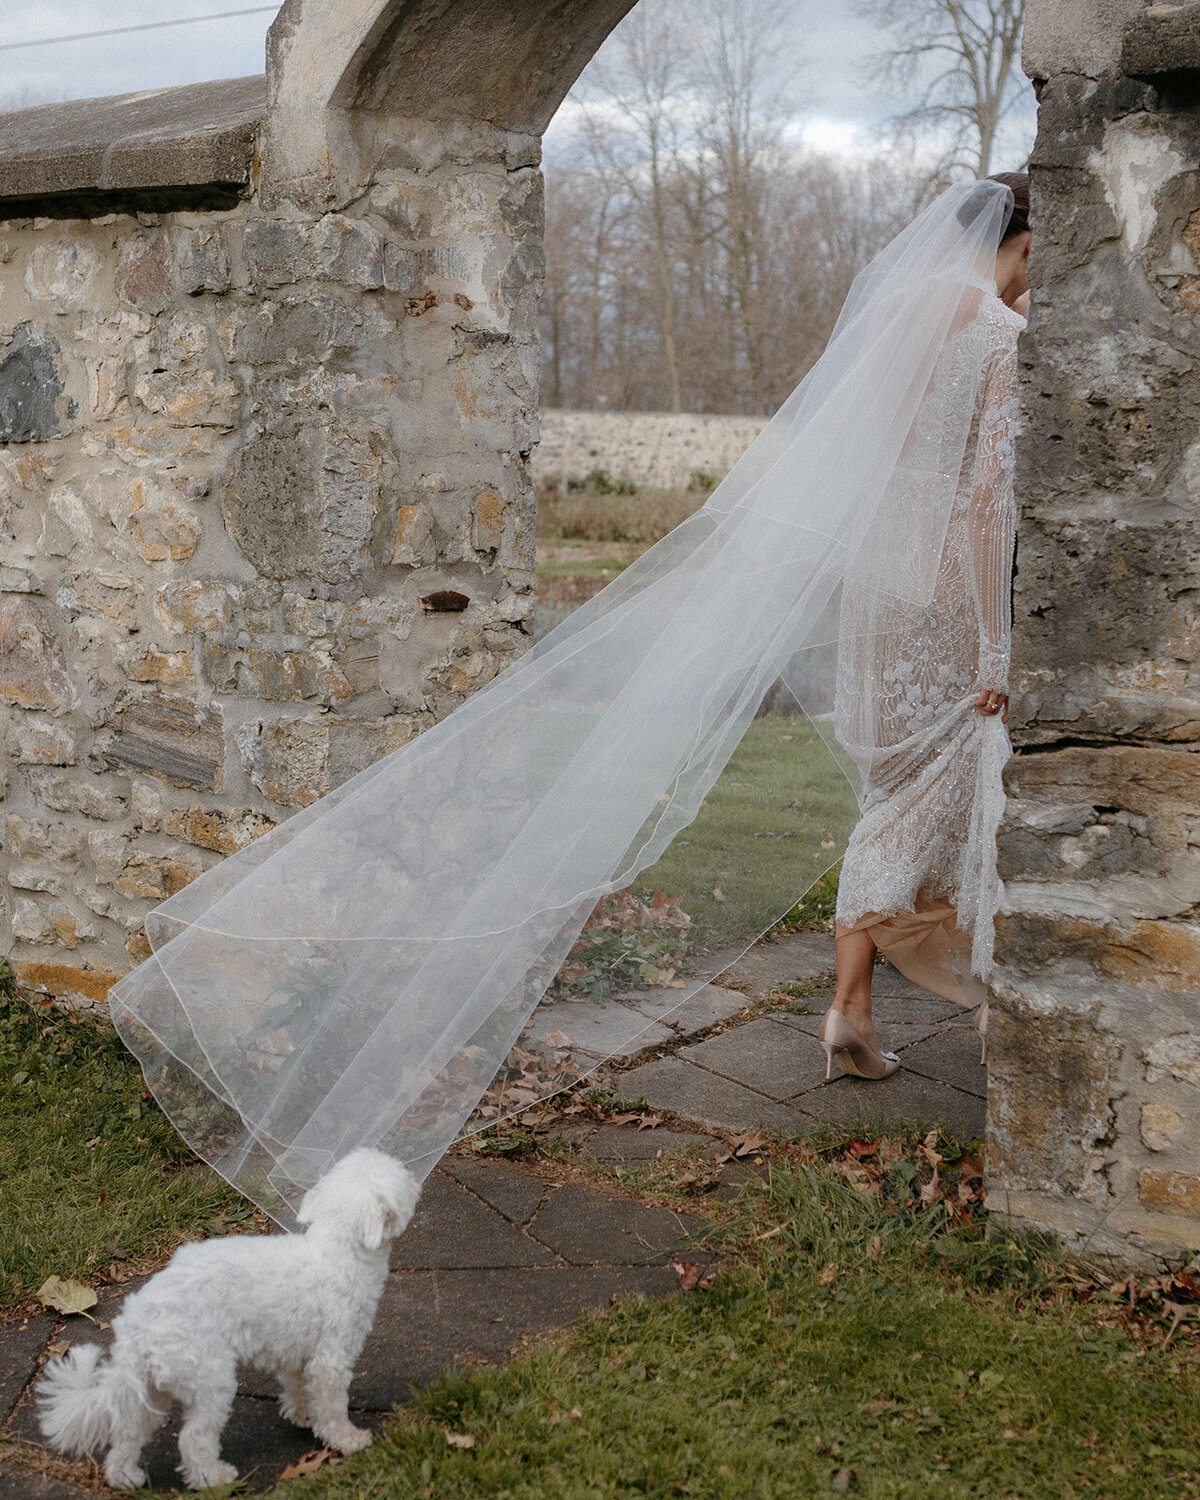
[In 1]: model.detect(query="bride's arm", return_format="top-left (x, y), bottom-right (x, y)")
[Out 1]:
top-left (968, 345), bottom-right (1019, 718)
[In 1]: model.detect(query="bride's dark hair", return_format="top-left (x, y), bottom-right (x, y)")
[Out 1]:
top-left (987, 171), bottom-right (1030, 240)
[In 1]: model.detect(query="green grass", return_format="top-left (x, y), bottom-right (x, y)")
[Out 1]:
top-left (0, 990), bottom-right (252, 1313)
top-left (270, 1151), bottom-right (1200, 1500)
top-left (631, 717), bottom-right (858, 950)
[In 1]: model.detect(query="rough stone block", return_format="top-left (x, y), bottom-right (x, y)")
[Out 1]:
top-left (24, 239), bottom-right (101, 310)
top-left (0, 323), bottom-right (69, 443)
top-left (221, 421), bottom-right (381, 584)
top-left (156, 579), bottom-right (235, 635)
top-left (1139, 1168), bottom-right (1200, 1220)
top-left (127, 485), bottom-right (203, 561)
top-left (242, 214), bottom-right (384, 289)
top-left (0, 597), bottom-right (75, 713)
top-left (174, 227), bottom-right (231, 295)
top-left (96, 693), bottom-right (224, 789)
top-left (28, 769), bottom-right (126, 820)
top-left (7, 715), bottom-right (76, 765)
top-left (1141, 1102), bottom-right (1184, 1152)
top-left (986, 979), bottom-right (1122, 1203)
top-left (114, 850), bottom-right (203, 899)
top-left (165, 805), bottom-right (275, 855)
top-left (14, 958), bottom-right (121, 1005)
top-left (134, 368), bottom-right (238, 430)
top-left (115, 234), bottom-right (176, 314)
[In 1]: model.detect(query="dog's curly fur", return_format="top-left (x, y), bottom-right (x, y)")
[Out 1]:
top-left (36, 1148), bottom-right (421, 1490)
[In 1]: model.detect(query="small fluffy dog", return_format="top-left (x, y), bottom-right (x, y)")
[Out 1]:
top-left (36, 1148), bottom-right (421, 1490)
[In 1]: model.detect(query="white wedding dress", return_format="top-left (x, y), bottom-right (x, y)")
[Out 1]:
top-left (833, 289), bottom-right (1025, 1002)
top-left (107, 180), bottom-right (1023, 1223)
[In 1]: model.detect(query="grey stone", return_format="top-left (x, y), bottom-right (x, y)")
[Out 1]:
top-left (522, 996), bottom-right (674, 1063)
top-left (620, 981), bottom-right (749, 1036)
top-left (95, 693), bottom-right (223, 789)
top-left (174, 228), bottom-right (231, 296)
top-left (388, 1171), bottom-right (557, 1270)
top-left (709, 930), bottom-right (837, 998)
top-left (1122, 5), bottom-right (1200, 82)
top-left (527, 1181), bottom-right (707, 1266)
top-left (221, 422), bottom-right (380, 585)
top-left (0, 1314), bottom-right (55, 1423)
top-left (581, 1122), bottom-right (712, 1163)
top-left (616, 1055), bottom-right (810, 1135)
top-left (0, 76), bottom-right (263, 217)
top-left (0, 325), bottom-right (65, 444)
top-left (899, 1026), bottom-right (988, 1099)
top-left (791, 1071), bottom-right (986, 1141)
top-left (353, 1263), bottom-right (679, 1410)
top-left (439, 1156), bottom-right (548, 1224)
top-left (0, 1471), bottom-right (95, 1499)
top-left (0, 598), bottom-right (74, 715)
top-left (242, 216), bottom-right (384, 290)
top-left (681, 1018), bottom-right (831, 1099)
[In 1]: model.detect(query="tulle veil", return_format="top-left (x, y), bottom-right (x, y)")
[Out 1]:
top-left (109, 179), bottom-right (1015, 1226)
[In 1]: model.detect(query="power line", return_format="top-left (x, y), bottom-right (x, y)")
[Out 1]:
top-left (0, 6), bottom-right (279, 53)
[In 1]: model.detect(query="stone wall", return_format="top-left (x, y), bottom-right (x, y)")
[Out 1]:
top-left (988, 0), bottom-right (1200, 1267)
top-left (533, 409), bottom-right (767, 492)
top-left (0, 86), bottom-right (540, 1002)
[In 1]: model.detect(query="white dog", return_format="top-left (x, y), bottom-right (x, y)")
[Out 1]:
top-left (36, 1148), bottom-right (421, 1490)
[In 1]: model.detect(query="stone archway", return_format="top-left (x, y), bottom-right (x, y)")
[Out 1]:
top-left (0, 0), bottom-right (1196, 1268)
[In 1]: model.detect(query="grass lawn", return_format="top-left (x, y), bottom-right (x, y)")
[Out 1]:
top-left (0, 983), bottom-right (254, 1315)
top-left (631, 716), bottom-right (858, 950)
top-left (273, 1142), bottom-right (1200, 1500)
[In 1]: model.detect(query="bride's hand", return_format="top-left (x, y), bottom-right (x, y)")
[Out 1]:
top-left (974, 688), bottom-right (1009, 723)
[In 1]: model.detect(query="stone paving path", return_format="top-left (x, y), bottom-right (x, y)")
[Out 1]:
top-left (0, 930), bottom-right (987, 1496)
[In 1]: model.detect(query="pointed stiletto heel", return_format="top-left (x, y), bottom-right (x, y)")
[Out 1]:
top-left (975, 999), bottom-right (989, 1065)
top-left (818, 1009), bottom-right (900, 1082)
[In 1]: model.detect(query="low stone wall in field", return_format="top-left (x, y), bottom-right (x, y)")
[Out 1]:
top-left (534, 409), bottom-right (767, 492)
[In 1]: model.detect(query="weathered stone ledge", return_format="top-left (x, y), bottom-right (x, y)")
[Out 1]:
top-left (0, 76), bottom-right (265, 220)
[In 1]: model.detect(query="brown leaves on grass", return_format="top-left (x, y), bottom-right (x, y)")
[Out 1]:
top-left (279, 1449), bottom-right (336, 1479)
top-left (670, 1259), bottom-right (715, 1292)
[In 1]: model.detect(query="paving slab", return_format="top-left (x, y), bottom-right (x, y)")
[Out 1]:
top-left (775, 1011), bottom-right (942, 1054)
top-left (899, 1026), bottom-right (988, 1098)
top-left (354, 1264), bottom-right (679, 1408)
top-left (527, 1182), bottom-right (705, 1266)
top-left (439, 1156), bottom-right (550, 1225)
top-left (680, 1017), bottom-right (831, 1099)
top-left (581, 1123), bottom-right (712, 1163)
top-left (790, 1070), bottom-right (985, 1140)
top-left (710, 931), bottom-right (837, 997)
top-left (389, 1170), bottom-right (557, 1270)
top-left (523, 997), bottom-right (674, 1063)
top-left (619, 982), bottom-right (749, 1035)
top-left (617, 1056), bottom-right (810, 1134)
top-left (0, 1316), bottom-right (54, 1425)
top-left (0, 1470), bottom-right (95, 1499)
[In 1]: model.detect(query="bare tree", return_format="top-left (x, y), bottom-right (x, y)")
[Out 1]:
top-left (856, 0), bottom-right (1026, 178)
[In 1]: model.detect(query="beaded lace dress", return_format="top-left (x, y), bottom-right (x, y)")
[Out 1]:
top-left (833, 289), bottom-right (1024, 1002)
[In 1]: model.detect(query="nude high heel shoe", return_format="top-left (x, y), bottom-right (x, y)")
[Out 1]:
top-left (976, 999), bottom-right (988, 1066)
top-left (818, 1009), bottom-right (900, 1081)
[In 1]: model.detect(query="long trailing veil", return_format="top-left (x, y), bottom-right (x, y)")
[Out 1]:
top-left (109, 178), bottom-right (1016, 1226)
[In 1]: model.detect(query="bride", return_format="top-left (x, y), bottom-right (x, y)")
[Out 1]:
top-left (820, 171), bottom-right (1031, 1082)
top-left (108, 173), bottom-right (1031, 1223)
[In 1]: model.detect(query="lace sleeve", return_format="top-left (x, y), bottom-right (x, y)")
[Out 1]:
top-left (968, 344), bottom-right (1019, 694)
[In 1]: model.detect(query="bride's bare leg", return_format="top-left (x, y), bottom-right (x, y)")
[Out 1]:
top-left (831, 924), bottom-right (884, 1052)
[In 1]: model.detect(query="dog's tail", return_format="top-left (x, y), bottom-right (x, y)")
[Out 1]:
top-left (36, 1342), bottom-right (155, 1459)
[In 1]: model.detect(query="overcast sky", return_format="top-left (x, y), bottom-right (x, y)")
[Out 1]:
top-left (1, 1), bottom-right (1036, 168)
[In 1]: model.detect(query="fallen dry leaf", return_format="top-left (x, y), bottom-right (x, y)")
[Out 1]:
top-left (670, 1259), bottom-right (714, 1292)
top-left (819, 1263), bottom-right (838, 1286)
top-left (832, 1466), bottom-right (854, 1489)
top-left (635, 1114), bottom-right (664, 1130)
top-left (733, 1129), bottom-right (768, 1158)
top-left (869, 1235), bottom-right (883, 1262)
top-left (712, 886), bottom-right (726, 902)
top-left (37, 1277), bottom-right (97, 1318)
top-left (445, 1430), bottom-right (475, 1449)
top-left (279, 1448), bottom-right (335, 1479)
top-left (543, 1030), bottom-right (572, 1048)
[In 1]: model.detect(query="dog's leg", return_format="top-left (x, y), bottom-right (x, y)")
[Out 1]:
top-left (177, 1373), bottom-right (238, 1491)
top-left (104, 1393), bottom-right (160, 1492)
top-left (278, 1365), bottom-right (311, 1430)
top-left (303, 1357), bottom-right (372, 1454)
